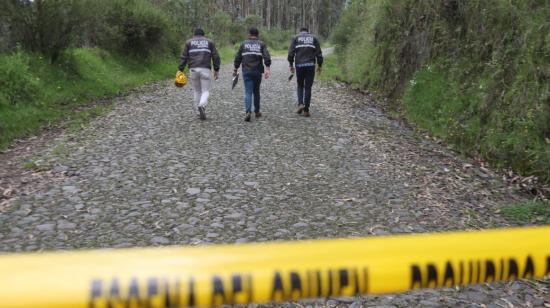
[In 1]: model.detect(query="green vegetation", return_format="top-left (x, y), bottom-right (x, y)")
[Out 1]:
top-left (318, 53), bottom-right (344, 82)
top-left (331, 0), bottom-right (550, 183)
top-left (0, 0), bottom-right (178, 148)
top-left (0, 49), bottom-right (173, 148)
top-left (23, 158), bottom-right (50, 171)
top-left (502, 201), bottom-right (550, 224)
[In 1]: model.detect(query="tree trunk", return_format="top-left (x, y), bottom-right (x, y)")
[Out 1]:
top-left (266, 0), bottom-right (271, 29)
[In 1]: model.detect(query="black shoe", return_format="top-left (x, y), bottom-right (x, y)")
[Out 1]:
top-left (244, 112), bottom-right (251, 122)
top-left (296, 104), bottom-right (305, 114)
top-left (303, 111), bottom-right (311, 117)
top-left (198, 106), bottom-right (206, 120)
top-left (255, 112), bottom-right (262, 118)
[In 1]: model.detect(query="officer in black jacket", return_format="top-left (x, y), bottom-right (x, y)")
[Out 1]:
top-left (288, 27), bottom-right (323, 117)
top-left (179, 29), bottom-right (221, 120)
top-left (234, 27), bottom-right (272, 122)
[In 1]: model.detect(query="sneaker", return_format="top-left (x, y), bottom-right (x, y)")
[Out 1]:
top-left (296, 104), bottom-right (305, 114)
top-left (303, 111), bottom-right (311, 117)
top-left (198, 106), bottom-right (206, 120)
top-left (244, 112), bottom-right (251, 122)
top-left (255, 112), bottom-right (262, 118)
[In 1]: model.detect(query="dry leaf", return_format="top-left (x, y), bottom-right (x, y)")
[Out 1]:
top-left (2, 187), bottom-right (15, 198)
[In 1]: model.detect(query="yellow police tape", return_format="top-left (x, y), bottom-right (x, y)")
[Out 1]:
top-left (0, 227), bottom-right (549, 308)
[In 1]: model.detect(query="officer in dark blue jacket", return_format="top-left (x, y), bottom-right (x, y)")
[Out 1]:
top-left (234, 27), bottom-right (272, 122)
top-left (288, 27), bottom-right (323, 117)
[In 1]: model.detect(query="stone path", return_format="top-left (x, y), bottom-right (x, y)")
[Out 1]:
top-left (0, 55), bottom-right (548, 307)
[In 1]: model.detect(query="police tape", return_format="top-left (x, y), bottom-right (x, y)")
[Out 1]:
top-left (0, 227), bottom-right (548, 308)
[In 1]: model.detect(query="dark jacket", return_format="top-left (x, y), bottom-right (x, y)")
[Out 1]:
top-left (179, 36), bottom-right (221, 72)
top-left (234, 38), bottom-right (271, 73)
top-left (288, 32), bottom-right (323, 68)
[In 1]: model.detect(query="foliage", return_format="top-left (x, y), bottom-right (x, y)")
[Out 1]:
top-left (330, 0), bottom-right (366, 53)
top-left (244, 15), bottom-right (264, 29)
top-left (209, 11), bottom-right (233, 45)
top-left (156, 0), bottom-right (345, 37)
top-left (0, 50), bottom-right (40, 108)
top-left (3, 0), bottom-right (177, 61)
top-left (502, 201), bottom-right (550, 224)
top-left (0, 48), bottom-right (174, 149)
top-left (259, 28), bottom-right (295, 51)
top-left (85, 0), bottom-right (176, 57)
top-left (317, 54), bottom-right (344, 82)
top-left (332, 0), bottom-right (550, 183)
top-left (5, 0), bottom-right (86, 63)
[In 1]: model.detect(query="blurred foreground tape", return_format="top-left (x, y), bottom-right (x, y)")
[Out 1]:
top-left (0, 227), bottom-right (549, 307)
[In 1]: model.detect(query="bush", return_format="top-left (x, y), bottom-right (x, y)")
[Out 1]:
top-left (0, 50), bottom-right (40, 108)
top-left (209, 11), bottom-right (232, 45)
top-left (93, 0), bottom-right (175, 57)
top-left (5, 0), bottom-right (85, 63)
top-left (244, 15), bottom-right (264, 29)
top-left (261, 28), bottom-right (294, 51)
top-left (227, 22), bottom-right (248, 45)
top-left (2, 0), bottom-right (177, 60)
top-left (330, 0), bottom-right (366, 53)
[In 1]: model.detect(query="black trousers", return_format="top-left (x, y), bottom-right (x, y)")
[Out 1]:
top-left (296, 66), bottom-right (316, 112)
top-left (243, 70), bottom-right (262, 113)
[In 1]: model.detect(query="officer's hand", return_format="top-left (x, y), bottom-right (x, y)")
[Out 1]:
top-left (290, 66), bottom-right (295, 74)
top-left (264, 68), bottom-right (271, 80)
top-left (214, 71), bottom-right (219, 80)
top-left (317, 66), bottom-right (322, 75)
top-left (233, 69), bottom-right (238, 77)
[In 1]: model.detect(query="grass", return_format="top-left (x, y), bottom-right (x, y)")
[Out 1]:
top-left (51, 142), bottom-right (69, 157)
top-left (22, 159), bottom-right (50, 172)
top-left (502, 201), bottom-right (550, 224)
top-left (217, 45), bottom-right (239, 64)
top-left (318, 53), bottom-right (344, 82)
top-left (0, 48), bottom-right (176, 149)
top-left (402, 64), bottom-right (483, 150)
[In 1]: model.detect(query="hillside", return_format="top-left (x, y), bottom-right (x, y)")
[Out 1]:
top-left (331, 0), bottom-right (550, 185)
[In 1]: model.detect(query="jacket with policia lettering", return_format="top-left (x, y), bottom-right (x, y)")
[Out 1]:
top-left (288, 32), bottom-right (323, 68)
top-left (179, 36), bottom-right (221, 72)
top-left (234, 38), bottom-right (271, 73)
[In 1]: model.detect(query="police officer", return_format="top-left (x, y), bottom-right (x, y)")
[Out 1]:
top-left (179, 29), bottom-right (221, 120)
top-left (234, 27), bottom-right (272, 122)
top-left (288, 27), bottom-right (323, 117)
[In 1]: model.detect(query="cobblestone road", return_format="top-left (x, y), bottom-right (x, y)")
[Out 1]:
top-left (0, 55), bottom-right (548, 307)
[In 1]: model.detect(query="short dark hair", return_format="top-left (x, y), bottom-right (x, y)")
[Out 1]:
top-left (249, 27), bottom-right (259, 37)
top-left (300, 27), bottom-right (309, 32)
top-left (194, 28), bottom-right (205, 36)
